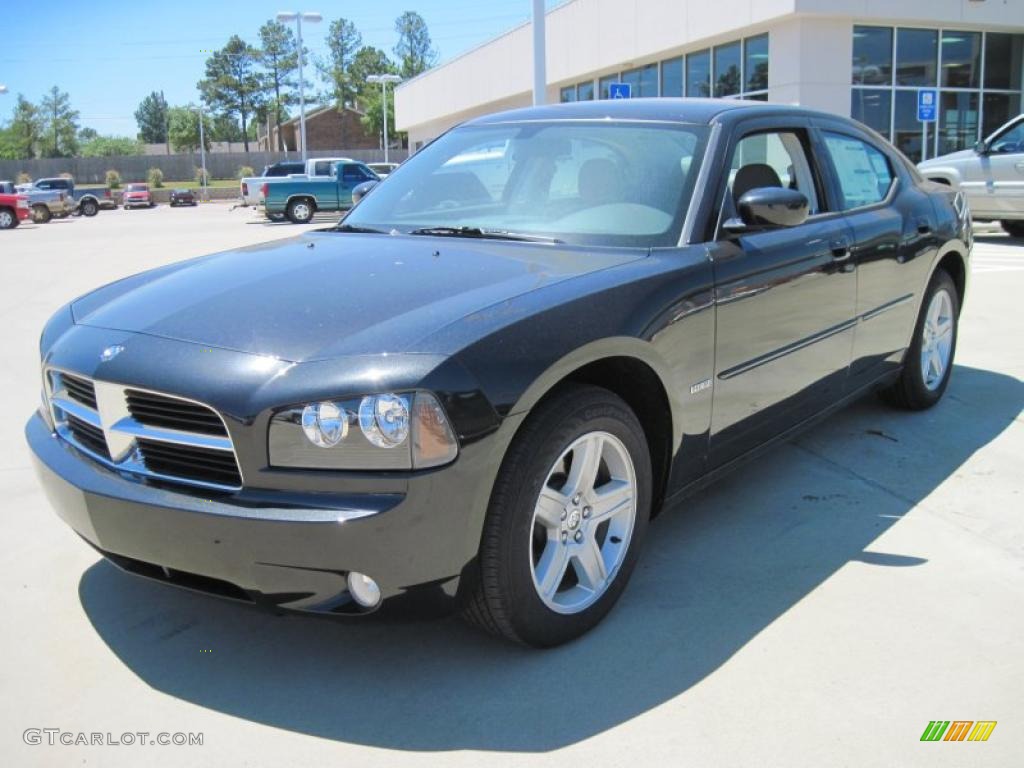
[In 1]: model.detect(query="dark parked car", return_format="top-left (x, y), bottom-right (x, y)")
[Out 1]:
top-left (169, 188), bottom-right (196, 207)
top-left (27, 99), bottom-right (970, 647)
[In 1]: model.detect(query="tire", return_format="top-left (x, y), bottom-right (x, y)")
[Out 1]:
top-left (1002, 220), bottom-right (1024, 238)
top-left (286, 198), bottom-right (315, 224)
top-left (80, 199), bottom-right (98, 217)
top-left (0, 208), bottom-right (19, 229)
top-left (462, 384), bottom-right (652, 647)
top-left (32, 205), bottom-right (51, 224)
top-left (880, 269), bottom-right (959, 410)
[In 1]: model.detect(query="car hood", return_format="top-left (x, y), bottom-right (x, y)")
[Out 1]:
top-left (918, 149), bottom-right (975, 168)
top-left (71, 231), bottom-right (643, 362)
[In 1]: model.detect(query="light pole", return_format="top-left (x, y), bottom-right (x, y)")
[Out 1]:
top-left (366, 74), bottom-right (402, 164)
top-left (532, 0), bottom-right (546, 105)
top-left (277, 10), bottom-right (322, 163)
top-left (193, 105), bottom-right (208, 202)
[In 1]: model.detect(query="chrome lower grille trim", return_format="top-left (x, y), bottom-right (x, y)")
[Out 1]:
top-left (45, 368), bottom-right (243, 492)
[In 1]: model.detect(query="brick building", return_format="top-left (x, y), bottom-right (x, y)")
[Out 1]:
top-left (258, 105), bottom-right (380, 152)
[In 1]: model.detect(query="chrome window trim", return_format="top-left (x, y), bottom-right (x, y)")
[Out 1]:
top-left (44, 366), bottom-right (243, 492)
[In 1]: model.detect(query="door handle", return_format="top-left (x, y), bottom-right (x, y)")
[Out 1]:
top-left (1015, 161), bottom-right (1024, 173)
top-left (917, 218), bottom-right (932, 235)
top-left (829, 238), bottom-right (851, 260)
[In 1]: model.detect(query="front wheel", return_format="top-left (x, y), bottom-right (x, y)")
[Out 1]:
top-left (881, 270), bottom-right (959, 409)
top-left (80, 199), bottom-right (98, 217)
top-left (286, 198), bottom-right (314, 224)
top-left (462, 384), bottom-right (651, 647)
top-left (1002, 220), bottom-right (1024, 238)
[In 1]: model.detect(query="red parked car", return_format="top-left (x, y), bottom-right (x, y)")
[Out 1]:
top-left (0, 192), bottom-right (31, 229)
top-left (122, 183), bottom-right (154, 209)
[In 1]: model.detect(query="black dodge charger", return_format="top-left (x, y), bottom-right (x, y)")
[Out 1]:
top-left (27, 99), bottom-right (970, 647)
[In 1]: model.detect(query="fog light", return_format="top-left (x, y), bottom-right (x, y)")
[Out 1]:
top-left (347, 571), bottom-right (382, 608)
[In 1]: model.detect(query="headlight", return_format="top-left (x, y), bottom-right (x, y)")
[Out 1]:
top-left (269, 391), bottom-right (458, 470)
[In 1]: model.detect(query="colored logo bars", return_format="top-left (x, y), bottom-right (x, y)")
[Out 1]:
top-left (920, 721), bottom-right (997, 742)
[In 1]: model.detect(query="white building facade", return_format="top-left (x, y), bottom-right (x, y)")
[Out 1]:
top-left (395, 0), bottom-right (1024, 163)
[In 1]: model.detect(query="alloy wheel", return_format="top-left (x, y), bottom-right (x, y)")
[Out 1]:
top-left (920, 288), bottom-right (954, 391)
top-left (530, 430), bottom-right (637, 614)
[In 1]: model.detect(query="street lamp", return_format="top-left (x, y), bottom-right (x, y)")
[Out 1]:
top-left (366, 74), bottom-right (402, 164)
top-left (277, 10), bottom-right (322, 163)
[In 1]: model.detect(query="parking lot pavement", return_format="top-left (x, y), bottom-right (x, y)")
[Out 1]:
top-left (1, 208), bottom-right (1021, 767)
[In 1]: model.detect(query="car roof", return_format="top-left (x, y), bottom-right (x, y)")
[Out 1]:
top-left (467, 97), bottom-right (838, 126)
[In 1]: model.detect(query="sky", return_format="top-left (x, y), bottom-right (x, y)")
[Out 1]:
top-left (1, 0), bottom-right (556, 137)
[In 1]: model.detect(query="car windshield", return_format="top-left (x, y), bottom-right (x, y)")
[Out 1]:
top-left (343, 121), bottom-right (709, 248)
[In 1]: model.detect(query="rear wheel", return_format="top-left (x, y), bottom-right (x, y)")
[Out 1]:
top-left (881, 270), bottom-right (959, 409)
top-left (1002, 220), bottom-right (1024, 238)
top-left (286, 198), bottom-right (315, 224)
top-left (462, 384), bottom-right (651, 647)
top-left (32, 205), bottom-right (51, 224)
top-left (80, 199), bottom-right (98, 217)
top-left (0, 208), bottom-right (19, 229)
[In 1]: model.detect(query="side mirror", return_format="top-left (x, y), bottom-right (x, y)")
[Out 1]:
top-left (724, 187), bottom-right (809, 233)
top-left (974, 139), bottom-right (989, 155)
top-left (351, 180), bottom-right (379, 205)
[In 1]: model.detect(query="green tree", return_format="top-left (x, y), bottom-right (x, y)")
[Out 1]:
top-left (1, 95), bottom-right (42, 159)
top-left (317, 17), bottom-right (362, 146)
top-left (209, 113), bottom-right (243, 149)
top-left (78, 126), bottom-right (99, 142)
top-left (393, 11), bottom-right (437, 79)
top-left (350, 46), bottom-right (402, 148)
top-left (198, 36), bottom-right (263, 152)
top-left (135, 91), bottom-right (170, 147)
top-left (80, 135), bottom-right (144, 157)
top-left (167, 106), bottom-right (211, 153)
top-left (39, 86), bottom-right (79, 157)
top-left (258, 20), bottom-right (299, 151)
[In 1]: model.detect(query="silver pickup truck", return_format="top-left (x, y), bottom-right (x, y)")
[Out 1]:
top-left (1, 180), bottom-right (75, 223)
top-left (918, 114), bottom-right (1024, 237)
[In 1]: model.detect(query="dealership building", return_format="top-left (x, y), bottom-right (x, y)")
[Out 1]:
top-left (394, 0), bottom-right (1024, 163)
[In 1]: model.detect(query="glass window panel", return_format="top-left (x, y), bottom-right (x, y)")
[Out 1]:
top-left (852, 26), bottom-right (892, 85)
top-left (984, 33), bottom-right (1024, 90)
top-left (560, 86), bottom-right (577, 103)
top-left (744, 34), bottom-right (769, 92)
top-left (982, 93), bottom-right (1022, 139)
top-left (599, 74), bottom-right (619, 100)
top-left (938, 91), bottom-right (979, 154)
top-left (894, 90), bottom-right (935, 163)
top-left (686, 49), bottom-right (711, 97)
top-left (577, 80), bottom-right (594, 101)
top-left (895, 28), bottom-right (937, 86)
top-left (822, 132), bottom-right (894, 210)
top-left (661, 57), bottom-right (683, 96)
top-left (622, 63), bottom-right (658, 97)
top-left (745, 92), bottom-right (768, 101)
top-left (941, 31), bottom-right (981, 88)
top-left (850, 88), bottom-right (892, 138)
top-left (714, 41), bottom-right (742, 97)
top-left (988, 120), bottom-right (1024, 154)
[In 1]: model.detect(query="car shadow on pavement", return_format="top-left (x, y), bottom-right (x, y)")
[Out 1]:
top-left (77, 364), bottom-right (1022, 752)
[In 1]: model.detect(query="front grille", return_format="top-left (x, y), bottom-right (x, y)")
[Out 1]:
top-left (136, 438), bottom-right (242, 488)
top-left (47, 369), bottom-right (242, 491)
top-left (66, 413), bottom-right (109, 458)
top-left (125, 390), bottom-right (228, 436)
top-left (62, 372), bottom-right (97, 409)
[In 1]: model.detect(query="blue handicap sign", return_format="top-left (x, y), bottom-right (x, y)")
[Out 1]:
top-left (609, 82), bottom-right (632, 99)
top-left (917, 89), bottom-right (937, 122)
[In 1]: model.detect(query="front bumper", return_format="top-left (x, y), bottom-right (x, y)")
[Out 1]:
top-left (27, 411), bottom-right (480, 615)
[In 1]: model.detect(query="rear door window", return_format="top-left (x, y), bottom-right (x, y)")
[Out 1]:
top-left (822, 132), bottom-right (894, 210)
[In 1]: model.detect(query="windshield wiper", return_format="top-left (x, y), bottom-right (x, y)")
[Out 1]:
top-left (330, 223), bottom-right (389, 234)
top-left (408, 226), bottom-right (562, 244)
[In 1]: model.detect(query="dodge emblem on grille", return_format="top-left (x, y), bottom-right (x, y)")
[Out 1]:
top-left (99, 345), bottom-right (125, 362)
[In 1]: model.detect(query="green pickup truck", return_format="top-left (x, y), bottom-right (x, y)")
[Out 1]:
top-left (260, 160), bottom-right (380, 223)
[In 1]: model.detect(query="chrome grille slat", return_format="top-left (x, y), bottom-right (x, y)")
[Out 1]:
top-left (45, 368), bottom-right (242, 492)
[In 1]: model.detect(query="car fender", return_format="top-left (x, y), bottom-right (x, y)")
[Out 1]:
top-left (507, 336), bottom-right (685, 455)
top-left (918, 164), bottom-right (963, 188)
